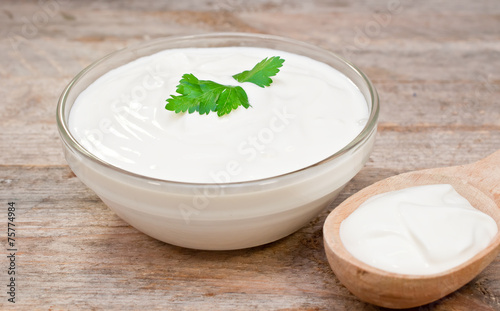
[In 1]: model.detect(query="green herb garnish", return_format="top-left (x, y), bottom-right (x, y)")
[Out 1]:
top-left (165, 74), bottom-right (249, 117)
top-left (232, 56), bottom-right (285, 87)
top-left (165, 56), bottom-right (284, 117)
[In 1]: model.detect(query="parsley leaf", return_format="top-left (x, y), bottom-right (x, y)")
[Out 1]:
top-left (165, 73), bottom-right (250, 117)
top-left (232, 56), bottom-right (285, 87)
top-left (165, 56), bottom-right (285, 116)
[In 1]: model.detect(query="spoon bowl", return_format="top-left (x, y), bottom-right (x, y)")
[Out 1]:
top-left (323, 150), bottom-right (500, 309)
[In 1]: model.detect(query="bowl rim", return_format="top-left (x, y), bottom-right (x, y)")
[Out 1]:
top-left (56, 32), bottom-right (379, 188)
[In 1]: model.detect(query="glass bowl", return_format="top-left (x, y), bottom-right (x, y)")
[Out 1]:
top-left (56, 32), bottom-right (379, 250)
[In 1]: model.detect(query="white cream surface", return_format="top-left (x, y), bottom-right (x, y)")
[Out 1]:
top-left (69, 47), bottom-right (369, 183)
top-left (340, 184), bottom-right (498, 275)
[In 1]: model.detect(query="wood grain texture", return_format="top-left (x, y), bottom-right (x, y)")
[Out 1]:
top-left (1, 0), bottom-right (499, 310)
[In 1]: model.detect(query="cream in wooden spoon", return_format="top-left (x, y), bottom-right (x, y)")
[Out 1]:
top-left (323, 150), bottom-right (500, 309)
top-left (340, 183), bottom-right (497, 275)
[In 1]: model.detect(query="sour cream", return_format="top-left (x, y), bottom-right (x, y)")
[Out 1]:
top-left (69, 47), bottom-right (369, 183)
top-left (340, 184), bottom-right (498, 275)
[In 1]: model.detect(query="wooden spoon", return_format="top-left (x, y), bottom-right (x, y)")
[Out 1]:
top-left (323, 150), bottom-right (500, 309)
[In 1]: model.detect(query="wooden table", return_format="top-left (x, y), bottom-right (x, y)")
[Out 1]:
top-left (1, 0), bottom-right (499, 309)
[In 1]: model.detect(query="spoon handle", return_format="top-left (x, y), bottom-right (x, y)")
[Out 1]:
top-left (461, 149), bottom-right (500, 206)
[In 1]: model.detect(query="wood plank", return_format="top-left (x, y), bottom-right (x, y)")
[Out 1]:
top-left (1, 165), bottom-right (500, 310)
top-left (1, 79), bottom-right (499, 166)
